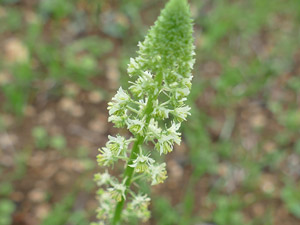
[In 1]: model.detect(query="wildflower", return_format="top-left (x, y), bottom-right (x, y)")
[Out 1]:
top-left (129, 150), bottom-right (154, 173)
top-left (94, 170), bottom-right (111, 186)
top-left (129, 71), bottom-right (156, 97)
top-left (130, 194), bottom-right (151, 209)
top-left (126, 117), bottom-right (146, 135)
top-left (96, 189), bottom-right (114, 220)
top-left (136, 98), bottom-right (148, 115)
top-left (155, 136), bottom-right (172, 155)
top-left (108, 113), bottom-right (127, 128)
top-left (94, 0), bottom-right (195, 223)
top-left (166, 122), bottom-right (181, 145)
top-left (106, 135), bottom-right (132, 157)
top-left (155, 123), bottom-right (181, 155)
top-left (97, 147), bottom-right (117, 166)
top-left (172, 106), bottom-right (191, 122)
top-left (109, 182), bottom-right (126, 202)
top-left (108, 87), bottom-right (131, 116)
top-left (127, 194), bottom-right (151, 222)
top-left (146, 118), bottom-right (162, 141)
top-left (152, 100), bottom-right (171, 120)
top-left (181, 77), bottom-right (193, 89)
top-left (174, 87), bottom-right (190, 100)
top-left (127, 58), bottom-right (140, 76)
top-left (149, 163), bottom-right (168, 185)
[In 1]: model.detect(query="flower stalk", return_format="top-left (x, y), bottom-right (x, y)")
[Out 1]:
top-left (93, 0), bottom-right (195, 224)
top-left (112, 71), bottom-right (163, 225)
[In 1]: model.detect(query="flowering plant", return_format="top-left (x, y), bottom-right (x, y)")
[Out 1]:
top-left (92, 0), bottom-right (195, 224)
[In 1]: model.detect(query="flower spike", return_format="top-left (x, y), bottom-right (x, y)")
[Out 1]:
top-left (93, 0), bottom-right (195, 224)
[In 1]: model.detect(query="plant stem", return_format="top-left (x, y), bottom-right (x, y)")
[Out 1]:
top-left (112, 72), bottom-right (163, 225)
top-left (112, 135), bottom-right (144, 225)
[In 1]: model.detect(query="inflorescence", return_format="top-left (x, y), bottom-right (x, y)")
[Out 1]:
top-left (93, 0), bottom-right (195, 224)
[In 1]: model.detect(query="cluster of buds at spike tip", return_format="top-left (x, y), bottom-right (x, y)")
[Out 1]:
top-left (93, 0), bottom-right (195, 224)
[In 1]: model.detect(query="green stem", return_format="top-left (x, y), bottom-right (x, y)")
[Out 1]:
top-left (131, 173), bottom-right (147, 183)
top-left (112, 72), bottom-right (163, 225)
top-left (112, 135), bottom-right (144, 225)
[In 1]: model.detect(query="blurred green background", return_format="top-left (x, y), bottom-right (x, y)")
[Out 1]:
top-left (0, 0), bottom-right (300, 225)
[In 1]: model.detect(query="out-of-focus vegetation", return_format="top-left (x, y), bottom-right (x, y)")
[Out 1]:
top-left (0, 0), bottom-right (299, 225)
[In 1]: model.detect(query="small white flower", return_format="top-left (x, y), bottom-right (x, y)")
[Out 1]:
top-left (108, 182), bottom-right (126, 202)
top-left (137, 98), bottom-right (148, 113)
top-left (107, 135), bottom-right (132, 157)
top-left (155, 134), bottom-right (173, 155)
top-left (115, 87), bottom-right (130, 101)
top-left (146, 118), bottom-right (162, 141)
top-left (108, 113), bottom-right (127, 128)
top-left (127, 194), bottom-right (151, 222)
top-left (131, 194), bottom-right (150, 208)
top-left (129, 150), bottom-right (154, 173)
top-left (188, 58), bottom-right (196, 69)
top-left (169, 81), bottom-right (179, 88)
top-left (96, 189), bottom-right (114, 220)
top-left (97, 147), bottom-right (117, 166)
top-left (172, 105), bottom-right (191, 122)
top-left (155, 122), bottom-right (181, 154)
top-left (126, 117), bottom-right (146, 135)
top-left (127, 58), bottom-right (140, 75)
top-left (107, 103), bottom-right (123, 116)
top-left (129, 83), bottom-right (143, 98)
top-left (152, 100), bottom-right (170, 120)
top-left (141, 70), bottom-right (152, 80)
top-left (167, 122), bottom-right (181, 145)
top-left (182, 77), bottom-right (192, 89)
top-left (129, 71), bottom-right (156, 97)
top-left (137, 41), bottom-right (146, 52)
top-left (175, 87), bottom-right (190, 99)
top-left (94, 170), bottom-right (111, 186)
top-left (108, 87), bottom-right (131, 116)
top-left (148, 163), bottom-right (167, 185)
